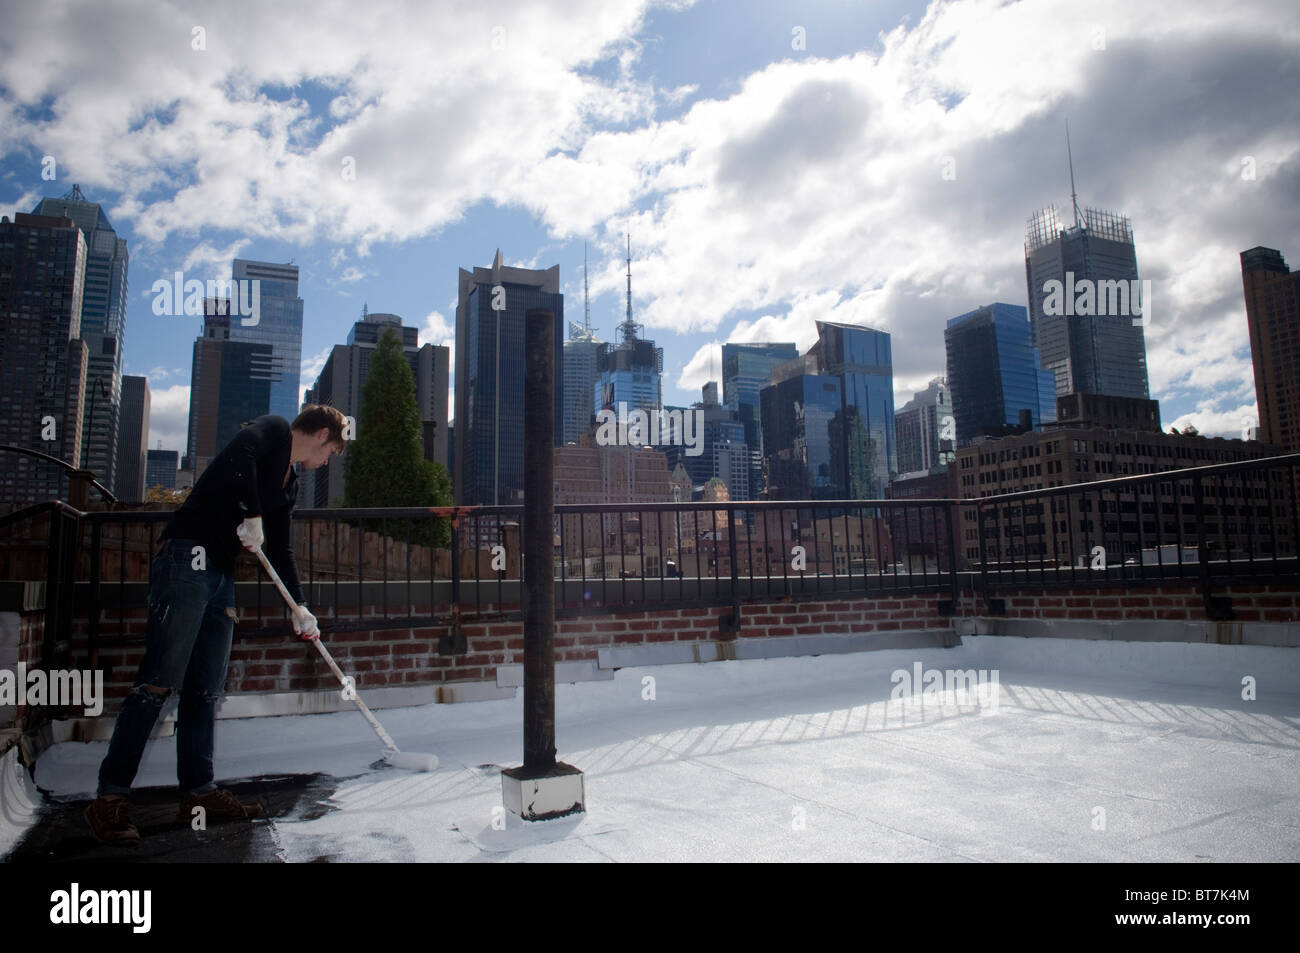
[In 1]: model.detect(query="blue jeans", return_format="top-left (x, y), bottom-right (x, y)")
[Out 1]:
top-left (97, 538), bottom-right (237, 797)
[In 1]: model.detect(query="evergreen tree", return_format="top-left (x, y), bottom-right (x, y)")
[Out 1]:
top-left (344, 327), bottom-right (452, 546)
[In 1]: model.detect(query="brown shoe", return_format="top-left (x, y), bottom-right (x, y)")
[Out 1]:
top-left (178, 787), bottom-right (264, 824)
top-left (84, 795), bottom-right (141, 846)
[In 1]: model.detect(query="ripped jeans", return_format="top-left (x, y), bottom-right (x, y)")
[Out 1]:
top-left (97, 538), bottom-right (237, 797)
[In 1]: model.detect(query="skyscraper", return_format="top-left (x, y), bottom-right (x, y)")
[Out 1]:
top-left (146, 447), bottom-right (179, 492)
top-left (945, 303), bottom-right (1056, 445)
top-left (0, 212), bottom-right (88, 504)
top-left (595, 235), bottom-right (662, 424)
top-left (454, 250), bottom-right (564, 505)
top-left (302, 309), bottom-right (450, 506)
top-left (894, 377), bottom-right (953, 477)
top-left (817, 321), bottom-right (896, 499)
top-left (1025, 203), bottom-right (1149, 400)
top-left (759, 322), bottom-right (895, 501)
top-left (230, 259), bottom-right (303, 421)
top-left (1242, 246), bottom-right (1300, 459)
top-left (32, 186), bottom-right (129, 492)
top-left (184, 301), bottom-right (274, 475)
top-left (563, 245), bottom-right (603, 444)
top-left (660, 382), bottom-right (750, 499)
top-left (115, 375), bottom-right (151, 502)
top-left (722, 341), bottom-right (798, 497)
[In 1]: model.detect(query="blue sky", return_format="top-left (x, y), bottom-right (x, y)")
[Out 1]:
top-left (2, 0), bottom-right (1297, 454)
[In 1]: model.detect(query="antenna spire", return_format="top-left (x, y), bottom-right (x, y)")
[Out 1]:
top-left (1066, 119), bottom-right (1081, 228)
top-left (618, 230), bottom-right (641, 344)
top-left (584, 241), bottom-right (591, 334)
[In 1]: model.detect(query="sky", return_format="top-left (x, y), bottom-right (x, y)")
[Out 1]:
top-left (1, 0), bottom-right (1297, 456)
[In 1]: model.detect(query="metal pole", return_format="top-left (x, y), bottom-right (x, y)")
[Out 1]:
top-left (523, 308), bottom-right (556, 772)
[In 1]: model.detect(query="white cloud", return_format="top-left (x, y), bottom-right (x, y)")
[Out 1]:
top-left (1167, 401), bottom-right (1259, 440)
top-left (146, 384), bottom-right (190, 454)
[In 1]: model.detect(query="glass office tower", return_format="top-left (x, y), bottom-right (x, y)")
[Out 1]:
top-left (816, 321), bottom-right (896, 500)
top-left (722, 342), bottom-right (798, 497)
top-left (230, 259), bottom-right (303, 421)
top-left (1025, 205), bottom-right (1149, 399)
top-left (32, 188), bottom-right (129, 492)
top-left (454, 251), bottom-right (564, 506)
top-left (945, 303), bottom-right (1056, 445)
top-left (761, 373), bottom-right (845, 500)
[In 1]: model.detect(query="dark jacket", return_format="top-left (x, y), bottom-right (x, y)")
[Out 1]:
top-left (162, 415), bottom-right (306, 604)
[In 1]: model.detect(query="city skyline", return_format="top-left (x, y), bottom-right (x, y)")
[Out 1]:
top-left (1, 1), bottom-right (1295, 460)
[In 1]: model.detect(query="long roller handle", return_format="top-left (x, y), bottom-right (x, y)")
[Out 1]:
top-left (253, 546), bottom-right (402, 754)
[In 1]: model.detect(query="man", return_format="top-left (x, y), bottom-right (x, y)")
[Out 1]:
top-left (84, 406), bottom-right (346, 846)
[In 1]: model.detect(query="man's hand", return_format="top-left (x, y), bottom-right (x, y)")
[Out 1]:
top-left (236, 516), bottom-right (264, 552)
top-left (291, 605), bottom-right (319, 641)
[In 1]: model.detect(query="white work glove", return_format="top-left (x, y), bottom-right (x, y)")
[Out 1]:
top-left (291, 604), bottom-right (319, 641)
top-left (236, 516), bottom-right (264, 551)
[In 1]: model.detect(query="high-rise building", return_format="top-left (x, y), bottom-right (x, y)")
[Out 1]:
top-left (231, 259), bottom-right (303, 421)
top-left (0, 212), bottom-right (88, 504)
top-left (660, 383), bottom-right (750, 500)
top-left (32, 186), bottom-right (129, 492)
top-left (146, 448), bottom-right (179, 492)
top-left (1024, 203), bottom-right (1149, 399)
top-left (1241, 247), bottom-right (1300, 458)
top-left (115, 375), bottom-right (150, 502)
top-left (945, 303), bottom-right (1057, 445)
top-left (454, 250), bottom-right (564, 505)
top-left (184, 302), bottom-right (274, 475)
top-left (563, 247), bottom-right (602, 444)
top-left (302, 308), bottom-right (450, 506)
top-left (761, 370), bottom-right (844, 500)
top-left (722, 342), bottom-right (798, 497)
top-left (759, 322), bottom-right (895, 501)
top-left (595, 236), bottom-right (662, 424)
top-left (815, 321), bottom-right (896, 499)
top-left (894, 377), bottom-right (954, 477)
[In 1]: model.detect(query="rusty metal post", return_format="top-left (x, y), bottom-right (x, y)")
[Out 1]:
top-left (522, 308), bottom-right (556, 771)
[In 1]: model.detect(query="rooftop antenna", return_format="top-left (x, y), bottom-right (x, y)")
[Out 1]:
top-left (62, 183), bottom-right (87, 202)
top-left (583, 241), bottom-right (591, 334)
top-left (1066, 119), bottom-right (1081, 228)
top-left (618, 230), bottom-right (643, 345)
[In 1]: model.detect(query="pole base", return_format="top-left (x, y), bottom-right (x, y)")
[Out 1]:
top-left (501, 762), bottom-right (585, 821)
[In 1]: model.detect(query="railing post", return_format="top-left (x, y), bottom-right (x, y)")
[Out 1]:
top-left (720, 504), bottom-right (741, 639)
top-left (88, 517), bottom-right (102, 672)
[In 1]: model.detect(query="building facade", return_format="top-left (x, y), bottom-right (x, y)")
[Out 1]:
top-left (32, 187), bottom-right (129, 494)
top-left (894, 377), bottom-right (954, 477)
top-left (945, 302), bottom-right (1056, 446)
top-left (1024, 205), bottom-right (1149, 400)
top-left (302, 309), bottom-right (450, 506)
top-left (722, 342), bottom-right (798, 497)
top-left (454, 250), bottom-right (564, 505)
top-left (1242, 246), bottom-right (1300, 458)
top-left (146, 448), bottom-right (179, 492)
top-left (115, 375), bottom-right (150, 502)
top-left (0, 212), bottom-right (88, 504)
top-left (952, 396), bottom-right (1293, 567)
top-left (230, 259), bottom-right (303, 422)
top-left (184, 302), bottom-right (274, 476)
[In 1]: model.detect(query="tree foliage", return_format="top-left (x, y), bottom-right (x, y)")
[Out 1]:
top-left (344, 328), bottom-right (452, 546)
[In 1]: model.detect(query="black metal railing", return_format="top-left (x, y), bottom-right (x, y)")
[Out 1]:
top-left (972, 455), bottom-right (1300, 614)
top-left (4, 454), bottom-right (1297, 652)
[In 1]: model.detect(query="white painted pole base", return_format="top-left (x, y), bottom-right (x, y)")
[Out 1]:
top-left (501, 762), bottom-right (585, 821)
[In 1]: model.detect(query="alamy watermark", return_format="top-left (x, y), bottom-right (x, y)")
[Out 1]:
top-left (151, 271), bottom-right (260, 325)
top-left (890, 662), bottom-right (1000, 713)
top-left (0, 664), bottom-right (104, 716)
top-left (594, 402), bottom-right (703, 457)
top-left (1042, 272), bottom-right (1151, 327)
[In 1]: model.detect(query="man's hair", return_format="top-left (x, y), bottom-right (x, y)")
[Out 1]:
top-left (292, 405), bottom-right (347, 447)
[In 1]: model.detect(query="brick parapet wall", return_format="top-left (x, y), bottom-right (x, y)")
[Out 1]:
top-left (57, 581), bottom-right (1300, 713)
